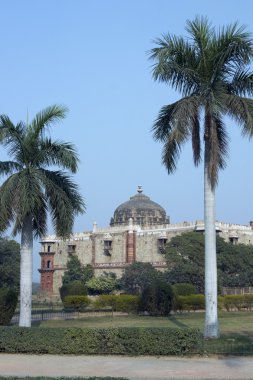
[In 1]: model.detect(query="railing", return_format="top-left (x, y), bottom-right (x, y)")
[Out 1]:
top-left (11, 306), bottom-right (114, 324)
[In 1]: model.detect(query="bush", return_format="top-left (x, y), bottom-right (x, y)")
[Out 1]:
top-left (0, 288), bottom-right (18, 325)
top-left (173, 283), bottom-right (196, 296)
top-left (87, 273), bottom-right (119, 295)
top-left (59, 280), bottom-right (87, 302)
top-left (222, 294), bottom-right (253, 311)
top-left (0, 326), bottom-right (203, 355)
top-left (140, 280), bottom-right (174, 316)
top-left (92, 295), bottom-right (140, 313)
top-left (63, 295), bottom-right (91, 310)
top-left (173, 295), bottom-right (205, 313)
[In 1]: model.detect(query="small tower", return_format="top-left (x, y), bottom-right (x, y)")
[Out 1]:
top-left (38, 240), bottom-right (56, 293)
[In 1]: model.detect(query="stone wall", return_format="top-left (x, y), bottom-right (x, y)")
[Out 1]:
top-left (39, 220), bottom-right (253, 299)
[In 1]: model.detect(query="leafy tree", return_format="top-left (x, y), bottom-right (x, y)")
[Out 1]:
top-left (217, 238), bottom-right (253, 287)
top-left (0, 288), bottom-right (18, 325)
top-left (165, 231), bottom-right (253, 292)
top-left (165, 232), bottom-right (205, 293)
top-left (140, 278), bottom-right (174, 316)
top-left (82, 264), bottom-right (94, 284)
top-left (120, 262), bottom-right (163, 295)
top-left (62, 256), bottom-right (83, 285)
top-left (87, 272), bottom-right (120, 295)
top-left (0, 105), bottom-right (85, 327)
top-left (0, 237), bottom-right (20, 292)
top-left (150, 17), bottom-right (253, 337)
top-left (61, 256), bottom-right (93, 285)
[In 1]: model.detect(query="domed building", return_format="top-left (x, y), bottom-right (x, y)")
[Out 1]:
top-left (39, 187), bottom-right (253, 300)
top-left (110, 186), bottom-right (170, 227)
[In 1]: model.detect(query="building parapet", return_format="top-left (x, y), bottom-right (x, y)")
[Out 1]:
top-left (40, 220), bottom-right (252, 243)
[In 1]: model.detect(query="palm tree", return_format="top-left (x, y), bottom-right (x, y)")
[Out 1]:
top-left (150, 17), bottom-right (253, 338)
top-left (0, 105), bottom-right (85, 327)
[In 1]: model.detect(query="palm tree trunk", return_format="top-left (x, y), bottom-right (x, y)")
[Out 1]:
top-left (19, 214), bottom-right (33, 327)
top-left (204, 159), bottom-right (219, 338)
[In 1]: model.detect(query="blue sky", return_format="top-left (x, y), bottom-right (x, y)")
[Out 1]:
top-left (1, 0), bottom-right (253, 281)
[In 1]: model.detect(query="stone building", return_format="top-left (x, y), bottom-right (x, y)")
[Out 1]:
top-left (39, 186), bottom-right (253, 299)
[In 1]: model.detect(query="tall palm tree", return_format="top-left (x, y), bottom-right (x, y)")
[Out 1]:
top-left (0, 105), bottom-right (85, 327)
top-left (150, 17), bottom-right (253, 338)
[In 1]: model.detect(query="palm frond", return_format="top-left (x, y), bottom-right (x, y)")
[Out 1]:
top-left (0, 175), bottom-right (20, 235)
top-left (35, 139), bottom-right (79, 173)
top-left (205, 114), bottom-right (229, 188)
top-left (186, 16), bottom-right (214, 55)
top-left (153, 96), bottom-right (201, 173)
top-left (191, 111), bottom-right (202, 166)
top-left (227, 68), bottom-right (253, 97)
top-left (150, 34), bottom-right (199, 96)
top-left (211, 23), bottom-right (253, 83)
top-left (30, 105), bottom-right (68, 137)
top-left (0, 161), bottom-right (23, 176)
top-left (0, 118), bottom-right (26, 163)
top-left (38, 169), bottom-right (85, 238)
top-left (224, 95), bottom-right (253, 137)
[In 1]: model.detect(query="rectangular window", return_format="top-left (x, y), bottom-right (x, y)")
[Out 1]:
top-left (68, 245), bottom-right (76, 254)
top-left (157, 238), bottom-right (167, 254)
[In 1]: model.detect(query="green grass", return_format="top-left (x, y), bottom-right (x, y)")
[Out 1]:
top-left (35, 311), bottom-right (253, 334)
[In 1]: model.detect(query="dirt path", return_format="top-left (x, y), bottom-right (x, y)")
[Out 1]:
top-left (1, 354), bottom-right (253, 379)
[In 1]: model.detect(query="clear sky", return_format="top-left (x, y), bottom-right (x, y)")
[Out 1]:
top-left (1, 0), bottom-right (253, 281)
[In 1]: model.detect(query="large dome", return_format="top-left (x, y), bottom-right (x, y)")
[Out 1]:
top-left (110, 186), bottom-right (170, 227)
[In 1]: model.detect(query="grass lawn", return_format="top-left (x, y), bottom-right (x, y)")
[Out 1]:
top-left (35, 311), bottom-right (253, 335)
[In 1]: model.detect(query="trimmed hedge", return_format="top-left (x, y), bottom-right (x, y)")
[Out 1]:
top-left (173, 294), bottom-right (205, 313)
top-left (63, 295), bottom-right (91, 310)
top-left (222, 294), bottom-right (253, 311)
top-left (173, 294), bottom-right (224, 313)
top-left (0, 326), bottom-right (202, 355)
top-left (92, 295), bottom-right (140, 313)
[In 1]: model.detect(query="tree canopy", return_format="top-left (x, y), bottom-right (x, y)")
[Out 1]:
top-left (165, 232), bottom-right (253, 292)
top-left (61, 255), bottom-right (93, 286)
top-left (120, 262), bottom-right (163, 295)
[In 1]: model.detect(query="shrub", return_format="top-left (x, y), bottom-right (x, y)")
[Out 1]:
top-left (63, 295), bottom-right (91, 310)
top-left (0, 326), bottom-right (203, 355)
top-left (92, 294), bottom-right (140, 313)
top-left (0, 288), bottom-right (18, 325)
top-left (140, 280), bottom-right (174, 316)
top-left (173, 295), bottom-right (205, 313)
top-left (59, 280), bottom-right (87, 302)
top-left (87, 273), bottom-right (120, 295)
top-left (222, 294), bottom-right (253, 311)
top-left (173, 283), bottom-right (196, 296)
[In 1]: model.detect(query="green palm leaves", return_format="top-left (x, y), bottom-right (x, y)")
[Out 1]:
top-left (150, 17), bottom-right (253, 338)
top-left (0, 105), bottom-right (85, 238)
top-left (150, 17), bottom-right (253, 188)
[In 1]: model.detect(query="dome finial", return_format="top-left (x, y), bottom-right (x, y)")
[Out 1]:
top-left (137, 185), bottom-right (143, 194)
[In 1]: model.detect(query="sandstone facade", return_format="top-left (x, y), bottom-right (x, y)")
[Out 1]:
top-left (39, 187), bottom-right (253, 299)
